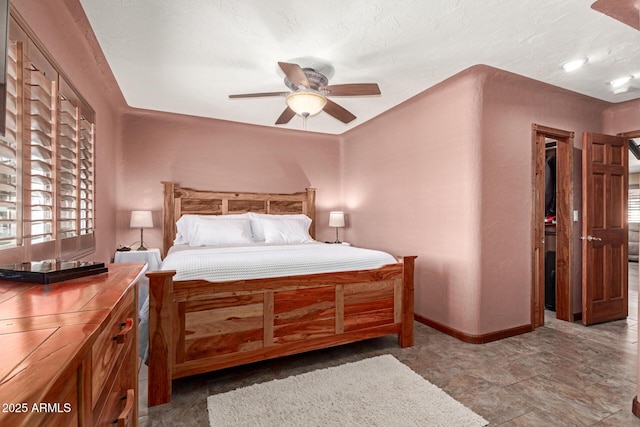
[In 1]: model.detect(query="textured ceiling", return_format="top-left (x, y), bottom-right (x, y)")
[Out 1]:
top-left (78, 0), bottom-right (640, 135)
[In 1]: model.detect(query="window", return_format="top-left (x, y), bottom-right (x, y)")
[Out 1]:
top-left (0, 13), bottom-right (96, 263)
top-left (630, 188), bottom-right (640, 223)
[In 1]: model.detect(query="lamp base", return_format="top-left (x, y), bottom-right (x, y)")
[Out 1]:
top-left (333, 227), bottom-right (341, 244)
top-left (137, 227), bottom-right (148, 251)
top-left (137, 246), bottom-right (148, 251)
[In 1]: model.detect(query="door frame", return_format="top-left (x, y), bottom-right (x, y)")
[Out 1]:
top-left (531, 124), bottom-right (574, 328)
top-left (620, 130), bottom-right (640, 141)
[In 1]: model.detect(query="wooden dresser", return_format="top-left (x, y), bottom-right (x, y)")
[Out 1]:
top-left (0, 263), bottom-right (144, 427)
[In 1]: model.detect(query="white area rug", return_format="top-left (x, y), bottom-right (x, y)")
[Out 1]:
top-left (207, 354), bottom-right (488, 427)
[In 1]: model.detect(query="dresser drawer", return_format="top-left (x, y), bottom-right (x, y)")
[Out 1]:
top-left (91, 287), bottom-right (135, 408)
top-left (94, 340), bottom-right (136, 427)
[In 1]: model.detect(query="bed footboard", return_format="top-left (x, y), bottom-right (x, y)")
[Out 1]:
top-left (147, 255), bottom-right (416, 407)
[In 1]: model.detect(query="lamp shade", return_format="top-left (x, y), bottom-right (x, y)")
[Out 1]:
top-left (130, 210), bottom-right (153, 228)
top-left (329, 211), bottom-right (345, 228)
top-left (286, 91), bottom-right (327, 116)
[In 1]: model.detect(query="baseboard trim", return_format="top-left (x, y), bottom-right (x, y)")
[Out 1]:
top-left (415, 314), bottom-right (533, 344)
top-left (633, 396), bottom-right (640, 418)
top-left (572, 312), bottom-right (582, 322)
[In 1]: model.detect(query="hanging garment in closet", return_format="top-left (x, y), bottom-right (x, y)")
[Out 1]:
top-left (545, 154), bottom-right (556, 217)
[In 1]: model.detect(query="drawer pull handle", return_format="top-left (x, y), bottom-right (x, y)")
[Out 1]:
top-left (113, 317), bottom-right (134, 344)
top-left (113, 388), bottom-right (135, 426)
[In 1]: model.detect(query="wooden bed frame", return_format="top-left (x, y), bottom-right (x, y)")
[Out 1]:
top-left (147, 182), bottom-right (416, 406)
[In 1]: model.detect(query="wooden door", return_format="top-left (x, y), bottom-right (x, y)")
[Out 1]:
top-left (531, 124), bottom-right (573, 327)
top-left (582, 132), bottom-right (628, 325)
top-left (532, 131), bottom-right (546, 327)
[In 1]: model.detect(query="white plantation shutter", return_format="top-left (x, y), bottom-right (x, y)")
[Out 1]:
top-left (58, 91), bottom-right (95, 239)
top-left (79, 115), bottom-right (94, 235)
top-left (0, 13), bottom-right (97, 263)
top-left (25, 61), bottom-right (55, 244)
top-left (0, 40), bottom-right (18, 248)
top-left (58, 94), bottom-right (78, 238)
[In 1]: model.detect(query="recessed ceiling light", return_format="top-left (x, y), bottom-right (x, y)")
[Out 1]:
top-left (613, 86), bottom-right (630, 94)
top-left (610, 75), bottom-right (633, 88)
top-left (563, 58), bottom-right (588, 72)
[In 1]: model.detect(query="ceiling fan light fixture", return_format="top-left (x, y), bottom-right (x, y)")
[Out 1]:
top-left (286, 91), bottom-right (327, 116)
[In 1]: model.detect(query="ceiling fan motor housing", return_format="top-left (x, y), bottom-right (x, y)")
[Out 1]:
top-left (284, 68), bottom-right (328, 91)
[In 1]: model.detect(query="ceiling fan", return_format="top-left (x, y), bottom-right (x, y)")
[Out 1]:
top-left (229, 62), bottom-right (381, 125)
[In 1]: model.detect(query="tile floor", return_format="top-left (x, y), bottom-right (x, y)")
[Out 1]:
top-left (138, 263), bottom-right (640, 426)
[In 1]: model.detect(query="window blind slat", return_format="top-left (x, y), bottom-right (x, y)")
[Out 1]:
top-left (0, 41), bottom-right (19, 248)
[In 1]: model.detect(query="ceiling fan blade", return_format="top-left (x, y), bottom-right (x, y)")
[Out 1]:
top-left (229, 91), bottom-right (288, 99)
top-left (275, 106), bottom-right (296, 125)
top-left (278, 62), bottom-right (310, 88)
top-left (323, 99), bottom-right (356, 124)
top-left (320, 83), bottom-right (381, 96)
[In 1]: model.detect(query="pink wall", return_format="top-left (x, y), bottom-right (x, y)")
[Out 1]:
top-left (602, 99), bottom-right (640, 134)
top-left (116, 110), bottom-right (342, 249)
top-left (342, 68), bottom-right (484, 334)
top-left (342, 65), bottom-right (613, 336)
top-left (13, 0), bottom-right (127, 263)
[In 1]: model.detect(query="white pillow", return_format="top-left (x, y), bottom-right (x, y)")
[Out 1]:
top-left (248, 213), bottom-right (312, 241)
top-left (175, 214), bottom-right (249, 245)
top-left (189, 217), bottom-right (253, 246)
top-left (260, 217), bottom-right (314, 244)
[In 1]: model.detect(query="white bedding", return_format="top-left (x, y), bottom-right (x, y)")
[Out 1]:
top-left (161, 242), bottom-right (398, 282)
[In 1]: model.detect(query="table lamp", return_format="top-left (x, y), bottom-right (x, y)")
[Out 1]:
top-left (329, 211), bottom-right (345, 244)
top-left (130, 210), bottom-right (153, 250)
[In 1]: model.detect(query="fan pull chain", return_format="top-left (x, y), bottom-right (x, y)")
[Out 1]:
top-left (302, 112), bottom-right (309, 131)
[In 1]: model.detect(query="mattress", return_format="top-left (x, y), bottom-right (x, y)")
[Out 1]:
top-left (161, 242), bottom-right (398, 282)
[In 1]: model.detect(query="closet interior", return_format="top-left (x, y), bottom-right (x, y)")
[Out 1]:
top-left (544, 139), bottom-right (557, 312)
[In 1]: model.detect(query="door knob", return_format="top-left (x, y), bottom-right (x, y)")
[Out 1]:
top-left (580, 235), bottom-right (602, 241)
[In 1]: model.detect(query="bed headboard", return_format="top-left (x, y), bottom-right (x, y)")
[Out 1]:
top-left (161, 182), bottom-right (317, 257)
